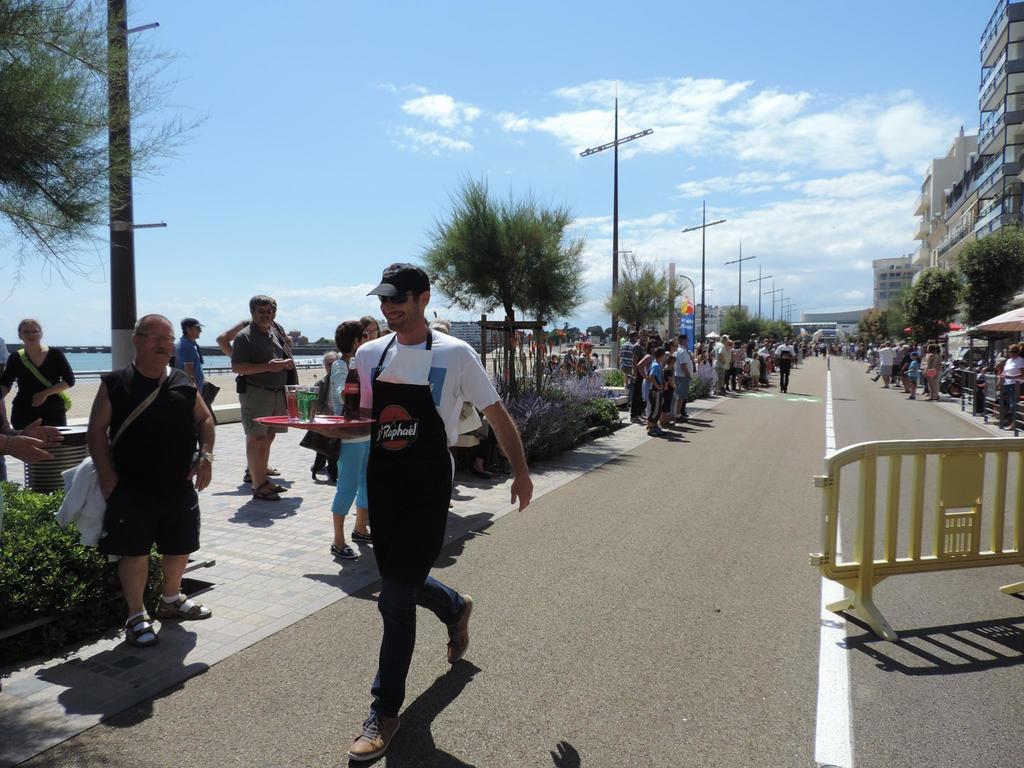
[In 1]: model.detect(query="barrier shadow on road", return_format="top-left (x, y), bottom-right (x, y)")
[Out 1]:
top-left (228, 496), bottom-right (303, 527)
top-left (356, 662), bottom-right (482, 767)
top-left (842, 615), bottom-right (1024, 676)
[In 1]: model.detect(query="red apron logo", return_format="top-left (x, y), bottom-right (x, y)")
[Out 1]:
top-left (377, 404), bottom-right (419, 451)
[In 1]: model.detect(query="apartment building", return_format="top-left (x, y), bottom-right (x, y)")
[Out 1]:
top-left (873, 255), bottom-right (922, 309)
top-left (913, 131), bottom-right (977, 269)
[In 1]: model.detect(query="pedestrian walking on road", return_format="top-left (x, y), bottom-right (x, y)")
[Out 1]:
top-left (319, 264), bottom-right (533, 763)
top-left (88, 315), bottom-right (216, 648)
top-left (774, 338), bottom-right (796, 393)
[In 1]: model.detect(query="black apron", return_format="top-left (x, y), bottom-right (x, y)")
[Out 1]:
top-left (367, 332), bottom-right (453, 584)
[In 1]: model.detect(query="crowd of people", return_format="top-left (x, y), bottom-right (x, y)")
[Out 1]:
top-left (1, 264), bottom-right (534, 763)
top-left (619, 329), bottom-right (806, 436)
top-left (860, 339), bottom-right (1024, 427)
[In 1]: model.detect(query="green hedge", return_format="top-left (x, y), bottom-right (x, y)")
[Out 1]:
top-left (0, 482), bottom-right (162, 667)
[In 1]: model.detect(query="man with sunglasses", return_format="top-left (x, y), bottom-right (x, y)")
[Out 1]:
top-left (321, 263), bottom-right (532, 762)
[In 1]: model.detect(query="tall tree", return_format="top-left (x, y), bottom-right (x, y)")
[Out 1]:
top-left (902, 268), bottom-right (961, 342)
top-left (424, 178), bottom-right (586, 322)
top-left (720, 306), bottom-right (760, 342)
top-left (956, 227), bottom-right (1024, 325)
top-left (1, 0), bottom-right (196, 275)
top-left (424, 177), bottom-right (586, 392)
top-left (858, 308), bottom-right (890, 341)
top-left (605, 253), bottom-right (671, 334)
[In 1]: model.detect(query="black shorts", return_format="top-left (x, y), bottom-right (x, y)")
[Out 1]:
top-left (98, 483), bottom-right (201, 557)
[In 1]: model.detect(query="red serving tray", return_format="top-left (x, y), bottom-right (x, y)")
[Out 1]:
top-left (254, 415), bottom-right (375, 429)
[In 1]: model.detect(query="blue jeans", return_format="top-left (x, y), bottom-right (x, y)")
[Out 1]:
top-left (371, 575), bottom-right (465, 717)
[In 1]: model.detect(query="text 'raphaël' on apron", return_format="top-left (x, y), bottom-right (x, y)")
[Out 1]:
top-left (367, 331), bottom-right (453, 584)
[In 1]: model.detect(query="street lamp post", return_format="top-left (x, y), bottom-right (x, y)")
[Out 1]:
top-left (724, 240), bottom-right (755, 312)
top-left (681, 201), bottom-right (726, 343)
top-left (766, 284), bottom-right (783, 323)
top-left (748, 266), bottom-right (773, 319)
top-left (581, 99), bottom-right (652, 367)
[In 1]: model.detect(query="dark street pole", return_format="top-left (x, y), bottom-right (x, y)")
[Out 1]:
top-left (748, 266), bottom-right (773, 319)
top-left (108, 0), bottom-right (136, 368)
top-left (681, 201), bottom-right (726, 341)
top-left (581, 100), bottom-right (652, 367)
top-left (724, 242), bottom-right (755, 311)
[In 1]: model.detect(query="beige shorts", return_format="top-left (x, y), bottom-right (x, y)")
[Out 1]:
top-left (240, 386), bottom-right (288, 436)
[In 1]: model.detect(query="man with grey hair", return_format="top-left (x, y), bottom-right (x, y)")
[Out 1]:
top-left (231, 295), bottom-right (294, 500)
top-left (88, 314), bottom-right (216, 648)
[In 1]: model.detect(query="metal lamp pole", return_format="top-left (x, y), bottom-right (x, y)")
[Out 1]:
top-left (748, 267), bottom-right (773, 319)
top-left (581, 99), bottom-right (652, 367)
top-left (681, 201), bottom-right (726, 342)
top-left (724, 240), bottom-right (755, 312)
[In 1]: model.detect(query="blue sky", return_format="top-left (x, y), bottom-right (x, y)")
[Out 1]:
top-left (1, 0), bottom-right (990, 344)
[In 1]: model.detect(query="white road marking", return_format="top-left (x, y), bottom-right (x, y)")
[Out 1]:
top-left (814, 365), bottom-right (854, 767)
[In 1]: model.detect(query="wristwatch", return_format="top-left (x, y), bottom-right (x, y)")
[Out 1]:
top-left (196, 450), bottom-right (214, 463)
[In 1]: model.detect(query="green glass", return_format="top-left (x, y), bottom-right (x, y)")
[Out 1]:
top-left (296, 389), bottom-right (318, 422)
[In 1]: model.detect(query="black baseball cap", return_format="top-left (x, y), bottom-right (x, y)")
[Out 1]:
top-left (367, 263), bottom-right (430, 297)
top-left (181, 317), bottom-right (202, 331)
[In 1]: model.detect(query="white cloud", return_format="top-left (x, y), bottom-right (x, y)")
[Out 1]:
top-left (493, 78), bottom-right (960, 174)
top-left (394, 127), bottom-right (472, 155)
top-left (401, 93), bottom-right (481, 129)
top-left (676, 171), bottom-right (795, 198)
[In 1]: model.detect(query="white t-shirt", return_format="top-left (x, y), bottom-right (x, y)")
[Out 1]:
top-left (354, 331), bottom-right (500, 447)
top-left (775, 344), bottom-right (795, 361)
top-left (674, 348), bottom-right (693, 377)
top-left (1002, 355), bottom-right (1024, 383)
top-left (878, 346), bottom-right (894, 367)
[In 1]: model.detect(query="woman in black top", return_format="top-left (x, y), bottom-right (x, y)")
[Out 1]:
top-left (0, 319), bottom-right (75, 429)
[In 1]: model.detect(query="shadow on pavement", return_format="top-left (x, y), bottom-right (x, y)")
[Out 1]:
top-left (228, 496), bottom-right (303, 527)
top-left (36, 623), bottom-right (206, 723)
top-left (360, 662), bottom-right (482, 767)
top-left (550, 740), bottom-right (582, 767)
top-left (843, 615), bottom-right (1024, 675)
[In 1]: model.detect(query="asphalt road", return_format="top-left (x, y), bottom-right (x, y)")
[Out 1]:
top-left (24, 356), bottom-right (1022, 767)
top-left (828, 357), bottom-right (1024, 768)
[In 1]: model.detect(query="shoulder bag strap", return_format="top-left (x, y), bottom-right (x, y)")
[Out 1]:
top-left (18, 349), bottom-right (54, 388)
top-left (111, 367), bottom-right (170, 448)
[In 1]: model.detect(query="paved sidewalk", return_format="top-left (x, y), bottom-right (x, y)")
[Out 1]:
top-left (0, 399), bottom-right (716, 767)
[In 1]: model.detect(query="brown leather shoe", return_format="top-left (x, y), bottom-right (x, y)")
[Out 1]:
top-left (447, 595), bottom-right (473, 664)
top-left (347, 714), bottom-right (400, 762)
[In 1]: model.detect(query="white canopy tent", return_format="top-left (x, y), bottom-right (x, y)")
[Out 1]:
top-left (975, 307), bottom-right (1024, 333)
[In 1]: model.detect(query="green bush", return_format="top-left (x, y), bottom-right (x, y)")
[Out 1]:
top-left (602, 369), bottom-right (626, 387)
top-left (689, 377), bottom-right (711, 400)
top-left (0, 482), bottom-right (162, 666)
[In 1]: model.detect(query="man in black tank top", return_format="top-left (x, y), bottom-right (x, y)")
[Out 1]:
top-left (87, 315), bottom-right (217, 648)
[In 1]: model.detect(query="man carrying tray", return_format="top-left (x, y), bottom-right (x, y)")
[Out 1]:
top-left (313, 263), bottom-right (533, 762)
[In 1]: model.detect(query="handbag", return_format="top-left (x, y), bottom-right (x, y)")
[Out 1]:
top-left (925, 368), bottom-right (938, 378)
top-left (298, 369), bottom-right (340, 461)
top-left (299, 430), bottom-right (340, 463)
top-left (18, 349), bottom-right (71, 411)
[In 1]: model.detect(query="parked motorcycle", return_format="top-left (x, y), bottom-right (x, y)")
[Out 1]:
top-left (939, 361), bottom-right (965, 399)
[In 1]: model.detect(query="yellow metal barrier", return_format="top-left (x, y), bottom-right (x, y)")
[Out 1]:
top-left (810, 437), bottom-right (1024, 640)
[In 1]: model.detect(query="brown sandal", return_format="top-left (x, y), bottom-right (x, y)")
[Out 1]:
top-left (252, 480), bottom-right (281, 501)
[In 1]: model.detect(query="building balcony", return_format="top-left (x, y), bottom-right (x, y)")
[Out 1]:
top-left (982, 0), bottom-right (1010, 67)
top-left (938, 215), bottom-right (978, 259)
top-left (913, 218), bottom-right (929, 240)
top-left (914, 192), bottom-right (929, 216)
top-left (977, 210), bottom-right (1023, 239)
top-left (913, 244), bottom-right (930, 267)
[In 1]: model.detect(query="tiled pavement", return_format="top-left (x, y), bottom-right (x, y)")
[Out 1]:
top-left (0, 402), bottom-right (721, 768)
